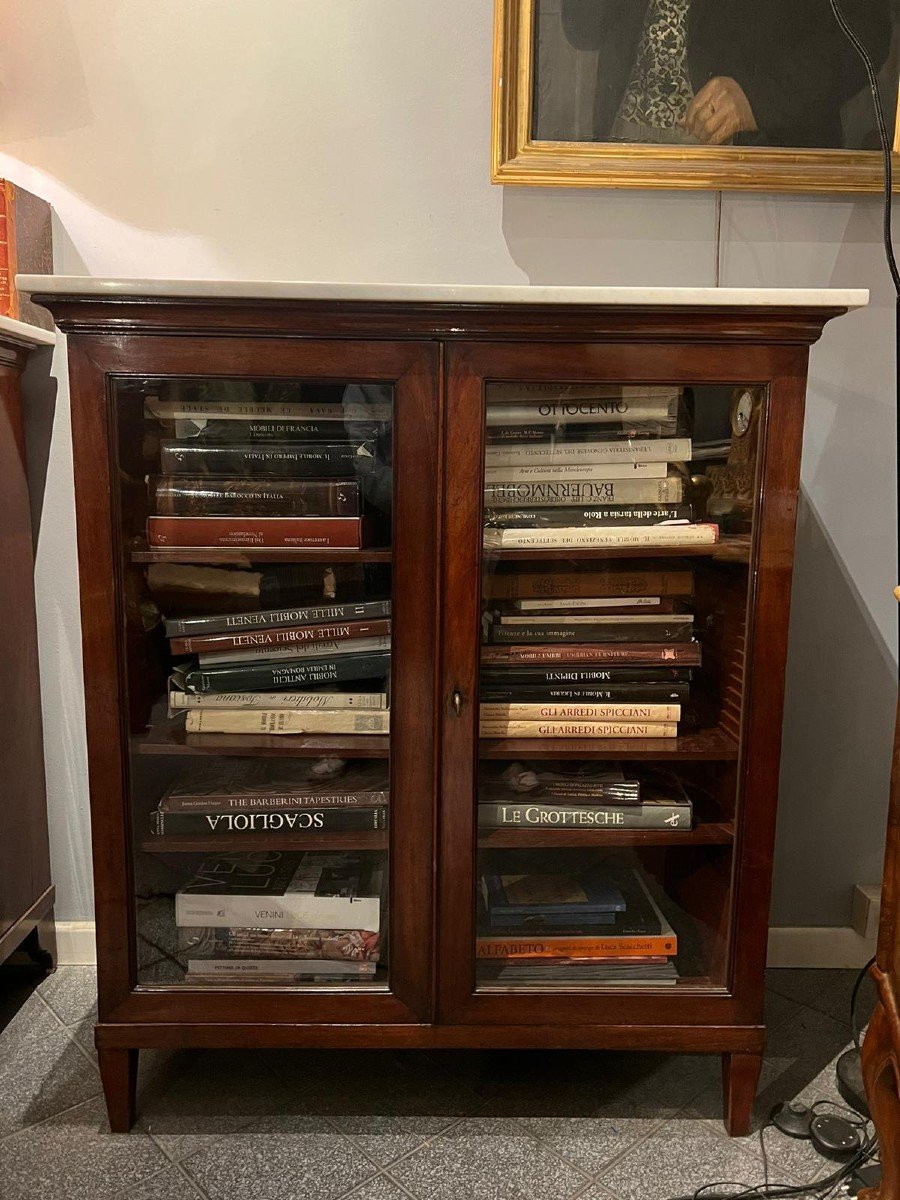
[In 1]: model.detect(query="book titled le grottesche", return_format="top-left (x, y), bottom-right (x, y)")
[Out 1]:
top-left (478, 796), bottom-right (692, 830)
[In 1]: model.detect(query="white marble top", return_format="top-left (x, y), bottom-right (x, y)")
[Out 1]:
top-left (17, 275), bottom-right (868, 310)
top-left (0, 313), bottom-right (55, 348)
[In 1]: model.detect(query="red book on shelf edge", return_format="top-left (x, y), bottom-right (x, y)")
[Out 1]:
top-left (170, 618), bottom-right (392, 656)
top-left (480, 641), bottom-right (701, 666)
top-left (147, 515), bottom-right (370, 549)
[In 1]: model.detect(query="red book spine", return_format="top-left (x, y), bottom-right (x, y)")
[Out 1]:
top-left (480, 642), bottom-right (701, 666)
top-left (171, 618), bottom-right (391, 656)
top-left (0, 181), bottom-right (15, 320)
top-left (147, 516), bottom-right (366, 549)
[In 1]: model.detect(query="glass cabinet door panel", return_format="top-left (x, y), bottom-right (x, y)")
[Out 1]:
top-left (114, 376), bottom-right (398, 991)
top-left (474, 379), bottom-right (762, 994)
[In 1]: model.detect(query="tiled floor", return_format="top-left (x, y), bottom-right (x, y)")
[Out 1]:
top-left (0, 965), bottom-right (876, 1200)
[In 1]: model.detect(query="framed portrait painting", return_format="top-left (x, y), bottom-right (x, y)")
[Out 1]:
top-left (492, 0), bottom-right (900, 191)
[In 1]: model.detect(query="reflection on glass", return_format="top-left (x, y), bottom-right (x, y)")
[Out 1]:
top-left (476, 380), bottom-right (760, 991)
top-left (533, 0), bottom-right (897, 152)
top-left (115, 378), bottom-right (394, 988)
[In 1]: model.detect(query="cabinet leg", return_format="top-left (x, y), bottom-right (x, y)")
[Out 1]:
top-left (722, 1051), bottom-right (762, 1137)
top-left (98, 1048), bottom-right (139, 1132)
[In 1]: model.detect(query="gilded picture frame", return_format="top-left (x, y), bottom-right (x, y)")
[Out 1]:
top-left (492, 0), bottom-right (900, 193)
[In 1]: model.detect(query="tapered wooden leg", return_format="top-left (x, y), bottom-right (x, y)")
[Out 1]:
top-left (22, 911), bottom-right (57, 972)
top-left (859, 1000), bottom-right (900, 1200)
top-left (722, 1051), bottom-right (762, 1137)
top-left (98, 1048), bottom-right (139, 1132)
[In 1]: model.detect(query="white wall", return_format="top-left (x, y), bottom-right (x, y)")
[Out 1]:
top-left (2, 0), bottom-right (896, 928)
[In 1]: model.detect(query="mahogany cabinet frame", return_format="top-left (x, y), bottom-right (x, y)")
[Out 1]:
top-left (32, 289), bottom-right (848, 1137)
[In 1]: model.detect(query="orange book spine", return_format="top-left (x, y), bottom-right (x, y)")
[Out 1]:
top-left (476, 934), bottom-right (677, 958)
top-left (0, 181), bottom-right (17, 320)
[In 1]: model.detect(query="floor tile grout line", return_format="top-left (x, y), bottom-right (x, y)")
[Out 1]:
top-left (0, 1090), bottom-right (105, 1146)
top-left (62, 1021), bottom-right (104, 1073)
top-left (503, 1113), bottom-right (600, 1188)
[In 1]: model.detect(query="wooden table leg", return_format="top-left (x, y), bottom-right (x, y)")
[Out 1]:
top-left (722, 1051), bottom-right (763, 1137)
top-left (98, 1047), bottom-right (139, 1132)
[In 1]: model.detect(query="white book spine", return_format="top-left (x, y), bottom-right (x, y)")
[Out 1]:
top-left (175, 893), bottom-right (381, 930)
top-left (198, 635), bottom-right (391, 666)
top-left (144, 398), bottom-right (392, 422)
top-left (486, 400), bottom-right (675, 425)
top-left (483, 462), bottom-right (668, 483)
top-left (483, 477), bottom-right (684, 506)
top-left (480, 703), bottom-right (681, 721)
top-left (487, 384), bottom-right (681, 404)
top-left (485, 438), bottom-right (692, 466)
top-left (513, 597), bottom-right (661, 611)
top-left (184, 709), bottom-right (390, 735)
top-left (168, 688), bottom-right (387, 712)
top-left (496, 614), bottom-right (691, 626)
top-left (483, 524), bottom-right (718, 550)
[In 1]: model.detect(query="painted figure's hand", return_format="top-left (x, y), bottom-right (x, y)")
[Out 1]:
top-left (683, 77), bottom-right (758, 145)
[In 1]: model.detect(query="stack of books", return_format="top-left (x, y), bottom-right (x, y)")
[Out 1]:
top-left (144, 392), bottom-right (391, 549)
top-left (480, 565), bottom-right (699, 741)
top-left (477, 762), bottom-right (693, 831)
top-left (166, 598), bottom-right (391, 736)
top-left (481, 384), bottom-right (718, 552)
top-left (476, 863), bottom-right (678, 986)
top-left (175, 850), bottom-right (383, 985)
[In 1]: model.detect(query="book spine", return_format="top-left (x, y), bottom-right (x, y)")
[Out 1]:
top-left (481, 643), bottom-right (701, 665)
top-left (480, 703), bottom-right (681, 721)
top-left (512, 596), bottom-right (671, 611)
top-left (484, 462), bottom-right (669, 483)
top-left (484, 524), bottom-right (718, 551)
top-left (478, 720), bottom-right (678, 738)
top-left (486, 423), bottom-right (676, 444)
top-left (161, 789), bottom-right (389, 813)
top-left (184, 709), bottom-right (390, 735)
top-left (479, 684), bottom-right (689, 703)
top-left (485, 621), bottom-right (691, 644)
top-left (485, 505), bottom-right (693, 529)
top-left (478, 802), bottom-right (692, 828)
top-left (172, 618), bottom-right (391, 656)
top-left (480, 667), bottom-right (693, 684)
top-left (151, 476), bottom-right (360, 517)
top-left (168, 688), bottom-right (388, 712)
top-left (165, 599), bottom-right (392, 639)
top-left (181, 652), bottom-right (391, 693)
top-left (484, 570), bottom-right (695, 601)
top-left (147, 398), bottom-right (392, 421)
top-left (476, 935), bottom-right (678, 958)
top-left (484, 478), bottom-right (684, 507)
top-left (180, 927), bottom-right (380, 961)
top-left (175, 894), bottom-right (382, 931)
top-left (485, 400), bottom-right (676, 424)
top-left (186, 959), bottom-right (376, 976)
top-left (154, 807), bottom-right (388, 834)
top-left (172, 419), bottom-right (379, 442)
top-left (197, 634), bottom-right (391, 667)
top-left (148, 516), bottom-right (366, 549)
top-left (484, 438), bottom-right (693, 467)
top-left (0, 181), bottom-right (13, 319)
top-left (159, 440), bottom-right (374, 477)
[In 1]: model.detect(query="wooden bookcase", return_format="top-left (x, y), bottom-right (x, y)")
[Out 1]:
top-left (24, 278), bottom-right (861, 1137)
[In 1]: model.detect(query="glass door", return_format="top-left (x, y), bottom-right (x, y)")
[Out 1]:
top-left (105, 337), bottom-right (438, 1023)
top-left (439, 341), bottom-right (766, 1024)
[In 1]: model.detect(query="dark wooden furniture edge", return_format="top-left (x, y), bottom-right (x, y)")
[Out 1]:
top-left (0, 884), bottom-right (56, 966)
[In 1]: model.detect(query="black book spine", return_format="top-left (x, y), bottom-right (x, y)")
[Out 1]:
top-left (159, 440), bottom-right (375, 478)
top-left (166, 599), bottom-right (392, 639)
top-left (479, 683), bottom-right (690, 703)
top-left (182, 652), bottom-right (391, 694)
top-left (154, 807), bottom-right (387, 835)
top-left (151, 476), bottom-right (360, 518)
top-left (172, 418), bottom-right (380, 443)
top-left (486, 424), bottom-right (674, 444)
top-left (486, 621), bottom-right (692, 644)
top-left (479, 666), bottom-right (693, 685)
top-left (484, 505), bottom-right (693, 528)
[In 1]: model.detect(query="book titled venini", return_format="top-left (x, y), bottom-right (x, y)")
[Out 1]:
top-left (483, 524), bottom-right (718, 551)
top-left (174, 852), bottom-right (382, 930)
top-left (482, 642), bottom-right (701, 666)
top-left (148, 516), bottom-right (370, 549)
top-left (184, 710), bottom-right (390, 735)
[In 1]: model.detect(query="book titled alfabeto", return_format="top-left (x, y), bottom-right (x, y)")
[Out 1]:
top-left (484, 462), bottom-right (669, 483)
top-left (479, 720), bottom-right (678, 738)
top-left (184, 709), bottom-right (390, 735)
top-left (478, 798), bottom-right (692, 829)
top-left (476, 933), bottom-right (677, 958)
top-left (484, 568), bottom-right (694, 601)
top-left (174, 852), bottom-right (382, 930)
top-left (480, 703), bottom-right (681, 722)
top-left (165, 599), bottom-right (391, 639)
top-left (171, 618), bottom-right (391, 657)
top-left (482, 641), bottom-right (701, 666)
top-left (484, 437), bottom-right (693, 467)
top-left (484, 476), bottom-right (684, 508)
top-left (167, 686), bottom-right (388, 714)
top-left (483, 524), bottom-right (718, 551)
top-left (146, 397), bottom-right (393, 422)
top-left (148, 515), bottom-right (369, 550)
top-left (196, 634), bottom-right (391, 667)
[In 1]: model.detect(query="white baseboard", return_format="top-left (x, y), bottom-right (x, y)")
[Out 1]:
top-left (56, 921), bottom-right (97, 966)
top-left (767, 926), bottom-right (876, 969)
top-left (56, 920), bottom-right (873, 971)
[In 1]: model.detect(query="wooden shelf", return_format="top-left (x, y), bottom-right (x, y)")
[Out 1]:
top-left (139, 830), bottom-right (388, 854)
top-left (132, 713), bottom-right (390, 758)
top-left (477, 820), bottom-right (734, 849)
top-left (478, 728), bottom-right (739, 761)
top-left (130, 545), bottom-right (392, 565)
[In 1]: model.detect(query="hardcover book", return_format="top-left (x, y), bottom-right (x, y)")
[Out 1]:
top-left (483, 524), bottom-right (718, 551)
top-left (150, 476), bottom-right (360, 518)
top-left (171, 617), bottom-right (391, 656)
top-left (167, 685), bottom-right (388, 713)
top-left (185, 959), bottom-right (377, 978)
top-left (484, 614), bottom-right (693, 644)
top-left (147, 515), bottom-right (370, 550)
top-left (481, 642), bottom-right (702, 666)
top-left (478, 797), bottom-right (692, 829)
top-left (179, 925), bottom-right (381, 962)
top-left (478, 761), bottom-right (640, 805)
top-left (483, 569), bottom-right (695, 601)
top-left (153, 806), bottom-right (388, 835)
top-left (479, 684), bottom-right (690, 704)
top-left (158, 760), bottom-right (389, 812)
top-left (195, 634), bottom-right (391, 667)
top-left (0, 180), bottom-right (54, 330)
top-left (159, 440), bottom-right (375, 477)
top-left (484, 462), bottom-right (669, 482)
top-left (171, 419), bottom-right (380, 443)
top-left (479, 703), bottom-right (681, 722)
top-left (484, 477), bottom-right (684, 507)
top-left (176, 651), bottom-right (391, 694)
top-left (146, 397), bottom-right (392, 422)
top-left (484, 438), bottom-right (693, 467)
top-left (175, 852), bottom-right (383, 930)
top-left (184, 709), bottom-right (390, 736)
top-left (479, 666), bottom-right (693, 685)
top-left (479, 719), bottom-right (678, 738)
top-left (481, 867), bottom-right (626, 930)
top-left (165, 599), bottom-right (391, 639)
top-left (484, 506), bottom-right (693, 529)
